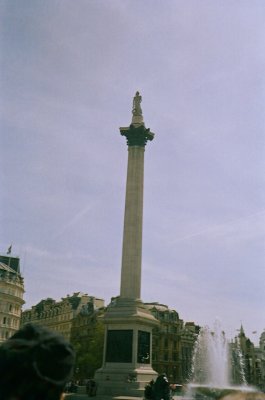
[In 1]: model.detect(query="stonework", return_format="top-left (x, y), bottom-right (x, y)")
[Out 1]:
top-left (95, 93), bottom-right (157, 397)
top-left (120, 125), bottom-right (154, 147)
top-left (0, 255), bottom-right (24, 342)
top-left (120, 146), bottom-right (145, 300)
top-left (21, 292), bottom-right (104, 341)
top-left (119, 94), bottom-right (154, 302)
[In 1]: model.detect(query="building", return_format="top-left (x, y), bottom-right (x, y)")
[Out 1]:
top-left (21, 292), bottom-right (104, 341)
top-left (145, 303), bottom-right (199, 383)
top-left (146, 303), bottom-right (182, 381)
top-left (231, 325), bottom-right (259, 386)
top-left (180, 322), bottom-right (200, 382)
top-left (254, 330), bottom-right (265, 391)
top-left (0, 254), bottom-right (25, 342)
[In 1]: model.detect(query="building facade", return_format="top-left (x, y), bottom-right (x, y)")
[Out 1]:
top-left (254, 331), bottom-right (265, 391)
top-left (21, 292), bottom-right (104, 341)
top-left (231, 325), bottom-right (261, 387)
top-left (0, 254), bottom-right (25, 342)
top-left (145, 303), bottom-right (199, 383)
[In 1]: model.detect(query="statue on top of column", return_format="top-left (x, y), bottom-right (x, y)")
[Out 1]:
top-left (132, 91), bottom-right (142, 116)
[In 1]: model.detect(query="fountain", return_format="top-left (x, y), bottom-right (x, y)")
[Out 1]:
top-left (231, 337), bottom-right (247, 386)
top-left (186, 320), bottom-right (254, 400)
top-left (191, 320), bottom-right (230, 387)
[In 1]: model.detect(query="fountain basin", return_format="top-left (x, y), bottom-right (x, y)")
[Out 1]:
top-left (187, 384), bottom-right (258, 400)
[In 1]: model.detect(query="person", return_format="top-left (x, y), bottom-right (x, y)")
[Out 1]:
top-left (153, 373), bottom-right (170, 400)
top-left (144, 379), bottom-right (155, 400)
top-left (86, 380), bottom-right (91, 395)
top-left (86, 379), bottom-right (97, 397)
top-left (88, 379), bottom-right (97, 397)
top-left (0, 323), bottom-right (75, 400)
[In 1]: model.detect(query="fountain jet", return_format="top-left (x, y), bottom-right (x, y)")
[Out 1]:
top-left (191, 320), bottom-right (230, 387)
top-left (187, 321), bottom-right (255, 399)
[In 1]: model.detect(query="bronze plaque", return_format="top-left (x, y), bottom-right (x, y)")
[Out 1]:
top-left (106, 329), bottom-right (133, 363)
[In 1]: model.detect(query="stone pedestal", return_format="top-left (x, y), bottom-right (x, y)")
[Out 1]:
top-left (95, 298), bottom-right (158, 397)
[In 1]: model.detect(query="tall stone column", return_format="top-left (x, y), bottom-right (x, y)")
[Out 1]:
top-left (120, 146), bottom-right (144, 300)
top-left (95, 92), bottom-right (158, 398)
top-left (120, 91), bottom-right (154, 301)
top-left (120, 151), bottom-right (148, 299)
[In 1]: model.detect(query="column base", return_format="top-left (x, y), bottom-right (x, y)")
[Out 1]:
top-left (104, 297), bottom-right (158, 325)
top-left (95, 364), bottom-right (157, 397)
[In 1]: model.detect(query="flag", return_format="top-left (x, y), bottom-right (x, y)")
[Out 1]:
top-left (252, 331), bottom-right (257, 334)
top-left (7, 245), bottom-right (12, 254)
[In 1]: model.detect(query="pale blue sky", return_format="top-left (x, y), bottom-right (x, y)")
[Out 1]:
top-left (1, 0), bottom-right (265, 345)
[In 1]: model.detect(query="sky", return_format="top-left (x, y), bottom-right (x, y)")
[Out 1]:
top-left (1, 0), bottom-right (265, 346)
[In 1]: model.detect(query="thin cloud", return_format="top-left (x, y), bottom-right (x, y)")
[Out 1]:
top-left (170, 210), bottom-right (265, 244)
top-left (51, 203), bottom-right (93, 239)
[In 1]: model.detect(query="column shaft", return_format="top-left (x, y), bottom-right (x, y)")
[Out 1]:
top-left (120, 146), bottom-right (145, 299)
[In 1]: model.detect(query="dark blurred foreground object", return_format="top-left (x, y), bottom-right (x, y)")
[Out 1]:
top-left (153, 373), bottom-right (170, 400)
top-left (144, 379), bottom-right (155, 400)
top-left (0, 323), bottom-right (75, 400)
top-left (145, 375), bottom-right (170, 400)
top-left (86, 379), bottom-right (97, 397)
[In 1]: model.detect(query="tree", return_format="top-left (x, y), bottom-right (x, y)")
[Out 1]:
top-left (72, 319), bottom-right (105, 380)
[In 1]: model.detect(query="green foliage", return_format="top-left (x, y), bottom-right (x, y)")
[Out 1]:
top-left (73, 321), bottom-right (104, 380)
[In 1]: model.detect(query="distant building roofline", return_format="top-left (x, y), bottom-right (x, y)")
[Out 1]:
top-left (0, 255), bottom-right (21, 274)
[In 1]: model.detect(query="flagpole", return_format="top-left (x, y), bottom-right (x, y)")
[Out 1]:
top-left (7, 244), bottom-right (12, 269)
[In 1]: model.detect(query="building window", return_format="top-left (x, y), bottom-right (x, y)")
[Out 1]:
top-left (3, 317), bottom-right (6, 324)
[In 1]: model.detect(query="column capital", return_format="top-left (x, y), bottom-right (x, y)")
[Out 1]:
top-left (120, 124), bottom-right (154, 147)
